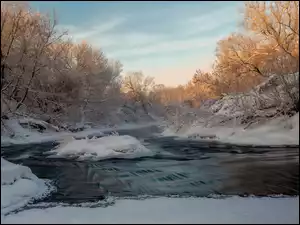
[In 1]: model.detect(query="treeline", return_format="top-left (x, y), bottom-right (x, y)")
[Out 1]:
top-left (1, 1), bottom-right (299, 128)
top-left (1, 2), bottom-right (125, 126)
top-left (154, 1), bottom-right (299, 111)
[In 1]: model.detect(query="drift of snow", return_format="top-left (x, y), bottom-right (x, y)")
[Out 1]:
top-left (1, 196), bottom-right (298, 224)
top-left (1, 158), bottom-right (54, 216)
top-left (1, 118), bottom-right (159, 146)
top-left (48, 135), bottom-right (154, 160)
top-left (210, 94), bottom-right (258, 117)
top-left (219, 113), bottom-right (299, 146)
top-left (163, 113), bottom-right (299, 146)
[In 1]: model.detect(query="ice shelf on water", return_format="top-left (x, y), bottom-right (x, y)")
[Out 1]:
top-left (47, 135), bottom-right (154, 160)
top-left (1, 158), bottom-right (54, 216)
top-left (1, 196), bottom-right (299, 224)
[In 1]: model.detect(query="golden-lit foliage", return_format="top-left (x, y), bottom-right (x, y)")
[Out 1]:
top-left (154, 1), bottom-right (299, 108)
top-left (1, 0), bottom-right (299, 123)
top-left (1, 2), bottom-right (122, 123)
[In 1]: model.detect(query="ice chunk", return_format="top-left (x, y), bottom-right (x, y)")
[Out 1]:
top-left (48, 135), bottom-right (154, 160)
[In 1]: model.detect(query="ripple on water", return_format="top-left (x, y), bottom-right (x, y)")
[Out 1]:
top-left (1, 132), bottom-right (299, 204)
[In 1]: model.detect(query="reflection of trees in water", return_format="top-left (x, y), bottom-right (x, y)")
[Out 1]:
top-left (39, 161), bottom-right (111, 203)
top-left (221, 162), bottom-right (299, 196)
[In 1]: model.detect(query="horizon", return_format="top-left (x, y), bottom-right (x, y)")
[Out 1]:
top-left (30, 1), bottom-right (244, 87)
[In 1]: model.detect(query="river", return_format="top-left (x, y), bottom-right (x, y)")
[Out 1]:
top-left (1, 125), bottom-right (299, 205)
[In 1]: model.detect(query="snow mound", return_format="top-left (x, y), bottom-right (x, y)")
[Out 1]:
top-left (221, 113), bottom-right (299, 146)
top-left (211, 94), bottom-right (257, 117)
top-left (1, 196), bottom-right (298, 224)
top-left (48, 135), bottom-right (154, 160)
top-left (173, 113), bottom-right (299, 146)
top-left (1, 158), bottom-right (54, 215)
top-left (208, 73), bottom-right (299, 119)
top-left (1, 158), bottom-right (36, 185)
top-left (18, 118), bottom-right (59, 132)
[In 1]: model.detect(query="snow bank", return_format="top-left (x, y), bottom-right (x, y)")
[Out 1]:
top-left (1, 196), bottom-right (298, 224)
top-left (211, 94), bottom-right (258, 117)
top-left (1, 158), bottom-right (54, 216)
top-left (162, 73), bottom-right (299, 146)
top-left (1, 119), bottom-right (159, 146)
top-left (1, 118), bottom-right (63, 146)
top-left (48, 135), bottom-right (154, 160)
top-left (220, 113), bottom-right (299, 146)
top-left (18, 118), bottom-right (59, 132)
top-left (164, 113), bottom-right (299, 146)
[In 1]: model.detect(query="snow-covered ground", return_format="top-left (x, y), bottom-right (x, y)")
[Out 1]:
top-left (162, 113), bottom-right (299, 145)
top-left (1, 196), bottom-right (299, 224)
top-left (161, 73), bottom-right (299, 146)
top-left (2, 112), bottom-right (299, 147)
top-left (163, 113), bottom-right (299, 146)
top-left (1, 118), bottom-right (160, 146)
top-left (1, 158), bottom-right (54, 216)
top-left (47, 135), bottom-right (154, 160)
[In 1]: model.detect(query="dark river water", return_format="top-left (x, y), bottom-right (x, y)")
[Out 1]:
top-left (1, 125), bottom-right (299, 205)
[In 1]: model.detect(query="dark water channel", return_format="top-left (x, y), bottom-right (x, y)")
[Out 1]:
top-left (1, 125), bottom-right (299, 205)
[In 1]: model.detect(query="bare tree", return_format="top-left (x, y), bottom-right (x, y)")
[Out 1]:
top-left (123, 71), bottom-right (155, 114)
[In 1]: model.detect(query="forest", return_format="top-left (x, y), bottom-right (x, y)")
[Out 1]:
top-left (1, 1), bottom-right (299, 132)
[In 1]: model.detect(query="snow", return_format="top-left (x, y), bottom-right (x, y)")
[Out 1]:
top-left (1, 158), bottom-right (54, 216)
top-left (163, 113), bottom-right (299, 146)
top-left (1, 196), bottom-right (298, 224)
top-left (255, 73), bottom-right (299, 93)
top-left (18, 118), bottom-right (59, 132)
top-left (161, 72), bottom-right (299, 146)
top-left (210, 94), bottom-right (257, 117)
top-left (1, 158), bottom-right (36, 185)
top-left (219, 113), bottom-right (299, 146)
top-left (1, 120), bottom-right (159, 146)
top-left (47, 135), bottom-right (154, 160)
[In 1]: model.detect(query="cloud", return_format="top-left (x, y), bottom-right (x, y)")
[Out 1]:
top-left (57, 17), bottom-right (127, 43)
top-left (182, 5), bottom-right (241, 37)
top-left (107, 36), bottom-right (221, 59)
top-left (54, 2), bottom-right (240, 85)
top-left (91, 32), bottom-right (165, 49)
top-left (58, 3), bottom-right (238, 51)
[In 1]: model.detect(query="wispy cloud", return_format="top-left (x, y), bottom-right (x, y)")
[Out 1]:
top-left (58, 3), bottom-right (238, 51)
top-left (107, 36), bottom-right (221, 59)
top-left (57, 17), bottom-right (127, 42)
top-left (50, 1), bottom-right (240, 85)
top-left (183, 5), bottom-right (241, 36)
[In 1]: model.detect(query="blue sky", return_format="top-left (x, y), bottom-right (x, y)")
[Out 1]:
top-left (30, 1), bottom-right (243, 86)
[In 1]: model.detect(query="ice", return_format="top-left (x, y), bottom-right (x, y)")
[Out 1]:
top-left (1, 196), bottom-right (298, 224)
top-left (48, 135), bottom-right (154, 160)
top-left (1, 158), bottom-right (54, 216)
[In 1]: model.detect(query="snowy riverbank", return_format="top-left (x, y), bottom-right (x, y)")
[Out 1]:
top-left (162, 112), bottom-right (299, 146)
top-left (1, 118), bottom-right (160, 146)
top-left (1, 158), bottom-right (54, 216)
top-left (1, 195), bottom-right (299, 224)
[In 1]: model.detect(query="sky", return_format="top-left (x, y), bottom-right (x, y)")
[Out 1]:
top-left (30, 1), bottom-right (244, 87)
